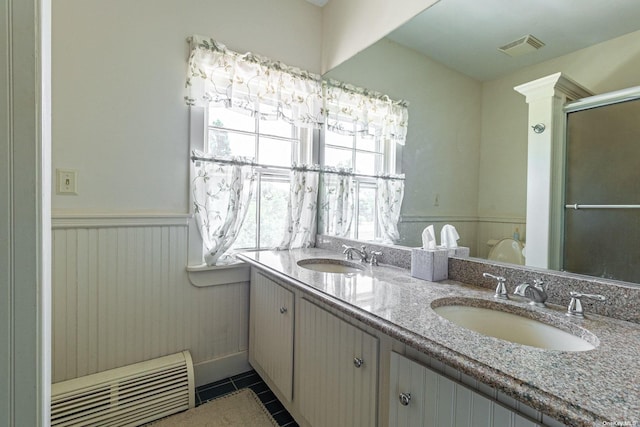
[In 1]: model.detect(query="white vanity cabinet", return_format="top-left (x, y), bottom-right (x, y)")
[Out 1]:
top-left (296, 298), bottom-right (379, 427)
top-left (249, 271), bottom-right (294, 402)
top-left (389, 352), bottom-right (541, 427)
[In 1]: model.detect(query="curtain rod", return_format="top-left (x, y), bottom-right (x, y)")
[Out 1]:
top-left (190, 155), bottom-right (405, 181)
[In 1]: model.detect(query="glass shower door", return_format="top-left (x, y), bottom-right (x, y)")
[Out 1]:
top-left (564, 97), bottom-right (640, 283)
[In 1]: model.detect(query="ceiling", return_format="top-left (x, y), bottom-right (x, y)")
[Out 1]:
top-left (386, 0), bottom-right (640, 81)
top-left (305, 0), bottom-right (329, 7)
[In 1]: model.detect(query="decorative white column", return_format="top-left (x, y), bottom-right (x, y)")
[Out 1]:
top-left (514, 73), bottom-right (593, 269)
top-left (0, 0), bottom-right (51, 425)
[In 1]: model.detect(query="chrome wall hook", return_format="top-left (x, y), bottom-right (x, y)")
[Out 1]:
top-left (532, 123), bottom-right (546, 134)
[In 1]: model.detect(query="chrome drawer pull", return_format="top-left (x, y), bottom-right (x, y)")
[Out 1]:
top-left (399, 392), bottom-right (411, 406)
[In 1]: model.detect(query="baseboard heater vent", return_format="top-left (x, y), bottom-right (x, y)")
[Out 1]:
top-left (51, 350), bottom-right (195, 427)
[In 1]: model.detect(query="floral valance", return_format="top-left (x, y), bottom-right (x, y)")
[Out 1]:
top-left (186, 35), bottom-right (324, 129)
top-left (185, 35), bottom-right (408, 143)
top-left (324, 79), bottom-right (409, 145)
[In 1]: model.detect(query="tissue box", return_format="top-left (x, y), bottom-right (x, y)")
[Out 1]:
top-left (441, 246), bottom-right (470, 257)
top-left (411, 248), bottom-right (448, 281)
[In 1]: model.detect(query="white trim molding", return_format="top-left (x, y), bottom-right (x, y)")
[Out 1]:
top-left (1, 0), bottom-right (51, 424)
top-left (187, 263), bottom-right (251, 287)
top-left (400, 214), bottom-right (479, 223)
top-left (52, 213), bottom-right (191, 229)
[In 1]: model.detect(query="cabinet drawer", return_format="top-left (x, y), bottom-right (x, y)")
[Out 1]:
top-left (389, 352), bottom-right (541, 427)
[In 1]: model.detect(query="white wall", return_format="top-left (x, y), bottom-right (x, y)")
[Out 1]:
top-left (325, 38), bottom-right (483, 249)
top-left (52, 0), bottom-right (322, 215)
top-left (478, 28), bottom-right (640, 222)
top-left (51, 0), bottom-right (323, 384)
top-left (321, 0), bottom-right (439, 73)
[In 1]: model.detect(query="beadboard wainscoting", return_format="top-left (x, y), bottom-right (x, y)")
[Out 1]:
top-left (51, 214), bottom-right (250, 387)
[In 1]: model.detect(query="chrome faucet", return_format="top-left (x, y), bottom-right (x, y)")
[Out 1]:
top-left (342, 244), bottom-right (382, 265)
top-left (514, 280), bottom-right (548, 307)
top-left (342, 244), bottom-right (368, 262)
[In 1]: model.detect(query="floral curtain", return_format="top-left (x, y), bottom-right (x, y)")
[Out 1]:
top-left (279, 166), bottom-right (320, 249)
top-left (376, 177), bottom-right (405, 243)
top-left (323, 79), bottom-right (409, 145)
top-left (318, 170), bottom-right (355, 237)
top-left (186, 35), bottom-right (324, 129)
top-left (192, 152), bottom-right (256, 265)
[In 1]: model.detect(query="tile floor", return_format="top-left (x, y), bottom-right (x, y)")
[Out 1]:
top-left (195, 370), bottom-right (299, 427)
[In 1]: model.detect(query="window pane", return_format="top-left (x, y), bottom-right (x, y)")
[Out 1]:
top-left (325, 146), bottom-right (353, 169)
top-left (259, 118), bottom-right (294, 138)
top-left (358, 186), bottom-right (376, 241)
top-left (259, 137), bottom-right (293, 167)
top-left (355, 151), bottom-right (381, 175)
top-left (209, 106), bottom-right (255, 132)
top-left (356, 134), bottom-right (380, 152)
top-left (325, 129), bottom-right (354, 148)
top-left (208, 130), bottom-right (255, 158)
top-left (259, 179), bottom-right (290, 248)
top-left (232, 193), bottom-right (257, 250)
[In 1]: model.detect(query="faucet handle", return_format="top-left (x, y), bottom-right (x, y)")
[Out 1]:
top-left (369, 251), bottom-right (382, 266)
top-left (567, 291), bottom-right (606, 318)
top-left (483, 272), bottom-right (508, 300)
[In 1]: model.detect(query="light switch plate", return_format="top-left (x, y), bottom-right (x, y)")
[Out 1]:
top-left (56, 169), bottom-right (78, 195)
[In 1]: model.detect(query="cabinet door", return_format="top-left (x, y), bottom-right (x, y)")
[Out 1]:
top-left (297, 299), bottom-right (379, 427)
top-left (389, 352), bottom-right (541, 427)
top-left (249, 272), bottom-right (294, 402)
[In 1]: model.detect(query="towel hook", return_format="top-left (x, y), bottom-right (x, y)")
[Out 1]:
top-left (532, 123), bottom-right (546, 134)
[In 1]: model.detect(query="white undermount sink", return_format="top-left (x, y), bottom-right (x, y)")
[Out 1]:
top-left (432, 303), bottom-right (597, 351)
top-left (297, 258), bottom-right (365, 274)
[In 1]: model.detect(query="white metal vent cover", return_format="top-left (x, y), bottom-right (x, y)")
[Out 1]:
top-left (498, 34), bottom-right (545, 57)
top-left (51, 350), bottom-right (195, 427)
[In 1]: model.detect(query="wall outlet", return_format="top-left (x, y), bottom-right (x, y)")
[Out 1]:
top-left (56, 169), bottom-right (78, 195)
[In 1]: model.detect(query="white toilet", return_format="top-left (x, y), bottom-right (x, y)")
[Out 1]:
top-left (487, 238), bottom-right (525, 265)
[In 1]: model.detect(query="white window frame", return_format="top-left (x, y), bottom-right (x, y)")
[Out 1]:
top-left (187, 106), bottom-right (312, 265)
top-left (320, 121), bottom-right (399, 241)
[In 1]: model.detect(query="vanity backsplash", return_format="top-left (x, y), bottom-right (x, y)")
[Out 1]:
top-left (315, 235), bottom-right (640, 324)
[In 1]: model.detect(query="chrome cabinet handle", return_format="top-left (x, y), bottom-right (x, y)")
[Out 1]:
top-left (279, 307), bottom-right (288, 314)
top-left (353, 357), bottom-right (363, 368)
top-left (399, 392), bottom-right (411, 406)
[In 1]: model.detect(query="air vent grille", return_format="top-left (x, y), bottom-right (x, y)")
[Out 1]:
top-left (51, 351), bottom-right (194, 427)
top-left (499, 34), bottom-right (545, 57)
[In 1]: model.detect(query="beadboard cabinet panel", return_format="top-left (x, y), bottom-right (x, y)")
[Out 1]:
top-left (249, 271), bottom-right (295, 402)
top-left (297, 298), bottom-right (379, 427)
top-left (389, 352), bottom-right (540, 427)
top-left (51, 219), bottom-right (249, 383)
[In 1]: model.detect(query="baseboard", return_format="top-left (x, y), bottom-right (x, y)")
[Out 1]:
top-left (193, 351), bottom-right (251, 387)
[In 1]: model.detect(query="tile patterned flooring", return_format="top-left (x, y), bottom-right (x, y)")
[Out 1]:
top-left (195, 370), bottom-right (299, 427)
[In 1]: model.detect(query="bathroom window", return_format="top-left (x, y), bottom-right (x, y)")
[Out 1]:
top-left (205, 104), bottom-right (312, 251)
top-left (322, 120), bottom-right (398, 241)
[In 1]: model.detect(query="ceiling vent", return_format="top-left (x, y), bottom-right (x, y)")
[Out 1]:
top-left (498, 34), bottom-right (545, 57)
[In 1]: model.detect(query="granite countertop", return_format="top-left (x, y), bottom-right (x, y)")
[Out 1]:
top-left (237, 248), bottom-right (640, 427)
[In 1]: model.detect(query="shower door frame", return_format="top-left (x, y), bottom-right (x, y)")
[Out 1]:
top-left (560, 85), bottom-right (640, 273)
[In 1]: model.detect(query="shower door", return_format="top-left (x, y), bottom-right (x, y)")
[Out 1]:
top-left (563, 94), bottom-right (640, 283)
